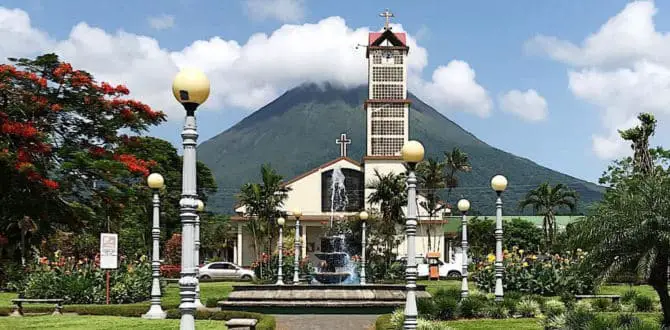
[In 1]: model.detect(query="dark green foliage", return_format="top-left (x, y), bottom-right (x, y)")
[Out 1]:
top-left (501, 297), bottom-right (519, 316)
top-left (416, 297), bottom-right (439, 320)
top-left (485, 304), bottom-right (509, 319)
top-left (591, 298), bottom-right (611, 312)
top-left (375, 314), bottom-right (394, 330)
top-left (198, 84), bottom-right (603, 215)
top-left (621, 288), bottom-right (640, 304)
top-left (462, 217), bottom-right (544, 258)
top-left (564, 308), bottom-right (596, 329)
top-left (559, 291), bottom-right (577, 309)
top-left (633, 295), bottom-right (655, 312)
top-left (458, 296), bottom-right (487, 318)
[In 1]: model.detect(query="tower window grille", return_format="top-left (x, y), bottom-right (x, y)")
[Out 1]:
top-left (372, 67), bottom-right (403, 82)
top-left (372, 84), bottom-right (403, 99)
top-left (371, 120), bottom-right (404, 135)
top-left (370, 104), bottom-right (405, 118)
top-left (371, 137), bottom-right (404, 156)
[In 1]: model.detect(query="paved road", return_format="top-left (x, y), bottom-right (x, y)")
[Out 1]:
top-left (274, 314), bottom-right (379, 330)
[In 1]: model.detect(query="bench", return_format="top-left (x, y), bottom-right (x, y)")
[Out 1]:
top-left (575, 295), bottom-right (621, 304)
top-left (225, 318), bottom-right (258, 330)
top-left (10, 298), bottom-right (64, 316)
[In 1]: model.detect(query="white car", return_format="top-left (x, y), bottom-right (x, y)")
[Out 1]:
top-left (397, 255), bottom-right (462, 279)
top-left (198, 262), bottom-right (255, 281)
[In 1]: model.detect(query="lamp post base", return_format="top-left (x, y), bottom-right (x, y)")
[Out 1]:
top-left (194, 298), bottom-right (207, 310)
top-left (142, 305), bottom-right (167, 319)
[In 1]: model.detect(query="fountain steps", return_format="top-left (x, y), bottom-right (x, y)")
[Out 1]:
top-left (218, 284), bottom-right (430, 312)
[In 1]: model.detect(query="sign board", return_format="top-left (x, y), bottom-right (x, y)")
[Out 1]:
top-left (100, 233), bottom-right (118, 269)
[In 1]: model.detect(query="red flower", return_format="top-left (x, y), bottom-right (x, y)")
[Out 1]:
top-left (50, 104), bottom-right (62, 112)
top-left (53, 63), bottom-right (73, 78)
top-left (1, 121), bottom-right (39, 138)
top-left (100, 82), bottom-right (115, 94)
top-left (17, 149), bottom-right (30, 162)
top-left (42, 179), bottom-right (59, 190)
top-left (88, 146), bottom-right (106, 156)
top-left (115, 84), bottom-right (129, 95)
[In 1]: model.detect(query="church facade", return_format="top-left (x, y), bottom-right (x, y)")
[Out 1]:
top-left (229, 12), bottom-right (454, 267)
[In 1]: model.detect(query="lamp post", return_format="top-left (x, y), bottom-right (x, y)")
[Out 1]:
top-left (276, 217), bottom-right (285, 285)
top-left (194, 200), bottom-right (205, 310)
top-left (401, 140), bottom-right (424, 330)
top-left (173, 68), bottom-right (210, 330)
top-left (491, 175), bottom-right (508, 302)
top-left (457, 199), bottom-right (470, 298)
top-left (292, 209), bottom-right (302, 284)
top-left (143, 173), bottom-right (167, 319)
top-left (359, 211), bottom-right (369, 285)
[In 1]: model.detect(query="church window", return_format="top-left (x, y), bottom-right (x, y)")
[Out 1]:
top-left (371, 137), bottom-right (405, 155)
top-left (372, 84), bottom-right (403, 99)
top-left (371, 120), bottom-right (404, 135)
top-left (371, 104), bottom-right (405, 118)
top-left (372, 52), bottom-right (382, 64)
top-left (393, 53), bottom-right (404, 65)
top-left (372, 67), bottom-right (403, 82)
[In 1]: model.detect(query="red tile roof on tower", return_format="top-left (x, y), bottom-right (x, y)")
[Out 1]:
top-left (368, 30), bottom-right (407, 47)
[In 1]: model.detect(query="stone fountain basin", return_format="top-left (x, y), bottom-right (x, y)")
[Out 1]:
top-left (313, 272), bottom-right (351, 284)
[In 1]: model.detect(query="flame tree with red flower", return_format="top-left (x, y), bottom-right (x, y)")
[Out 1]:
top-left (0, 54), bottom-right (168, 261)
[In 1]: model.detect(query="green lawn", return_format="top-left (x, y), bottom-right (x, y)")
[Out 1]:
top-left (0, 315), bottom-right (227, 329)
top-left (438, 318), bottom-right (541, 329)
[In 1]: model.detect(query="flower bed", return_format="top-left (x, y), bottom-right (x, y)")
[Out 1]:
top-left (472, 247), bottom-right (594, 296)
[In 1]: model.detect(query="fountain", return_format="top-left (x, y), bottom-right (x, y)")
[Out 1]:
top-left (313, 166), bottom-right (355, 284)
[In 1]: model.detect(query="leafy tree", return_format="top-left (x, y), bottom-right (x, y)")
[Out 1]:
top-left (199, 213), bottom-right (233, 262)
top-left (518, 183), bottom-right (578, 245)
top-left (571, 113), bottom-right (670, 328)
top-left (443, 147), bottom-right (472, 199)
top-left (461, 217), bottom-right (543, 258)
top-left (367, 169), bottom-right (407, 265)
top-left (416, 157), bottom-right (446, 251)
top-left (236, 164), bottom-right (291, 259)
top-left (0, 54), bottom-right (165, 261)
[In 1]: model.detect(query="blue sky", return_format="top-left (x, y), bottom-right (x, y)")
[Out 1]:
top-left (3, 0), bottom-right (670, 184)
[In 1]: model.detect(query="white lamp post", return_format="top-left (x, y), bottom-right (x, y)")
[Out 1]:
top-left (143, 173), bottom-right (167, 319)
top-left (359, 211), bottom-right (369, 285)
top-left (194, 199), bottom-right (205, 310)
top-left (292, 209), bottom-right (302, 284)
top-left (276, 217), bottom-right (285, 285)
top-left (172, 68), bottom-right (210, 330)
top-left (457, 199), bottom-right (470, 298)
top-left (401, 140), bottom-right (424, 330)
top-left (491, 174), bottom-right (508, 302)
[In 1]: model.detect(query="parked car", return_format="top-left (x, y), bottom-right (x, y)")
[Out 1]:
top-left (396, 255), bottom-right (462, 279)
top-left (198, 262), bottom-right (255, 281)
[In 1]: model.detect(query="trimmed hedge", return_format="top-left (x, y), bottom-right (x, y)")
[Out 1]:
top-left (375, 314), bottom-right (394, 330)
top-left (0, 304), bottom-right (276, 330)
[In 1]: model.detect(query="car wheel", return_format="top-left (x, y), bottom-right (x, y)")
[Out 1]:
top-left (241, 275), bottom-right (252, 281)
top-left (200, 275), bottom-right (211, 280)
top-left (446, 271), bottom-right (460, 279)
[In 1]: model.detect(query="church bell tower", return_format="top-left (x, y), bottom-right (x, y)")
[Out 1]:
top-left (363, 9), bottom-right (411, 208)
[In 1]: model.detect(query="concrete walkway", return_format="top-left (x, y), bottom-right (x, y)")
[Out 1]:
top-left (274, 314), bottom-right (379, 330)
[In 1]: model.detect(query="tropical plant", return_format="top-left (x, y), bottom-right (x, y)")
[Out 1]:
top-left (416, 157), bottom-right (447, 251)
top-left (570, 113), bottom-right (670, 328)
top-left (366, 169), bottom-right (406, 265)
top-left (443, 147), bottom-right (472, 198)
top-left (236, 163), bottom-right (291, 259)
top-left (518, 182), bottom-right (578, 245)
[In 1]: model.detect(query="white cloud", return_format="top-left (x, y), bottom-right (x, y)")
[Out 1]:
top-left (147, 14), bottom-right (175, 31)
top-left (526, 0), bottom-right (670, 159)
top-left (0, 8), bottom-right (491, 121)
top-left (245, 0), bottom-right (306, 23)
top-left (499, 89), bottom-right (548, 122)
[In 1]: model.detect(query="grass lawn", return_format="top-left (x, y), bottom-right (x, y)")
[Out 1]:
top-left (0, 315), bottom-right (227, 329)
top-left (0, 281), bottom-right (239, 309)
top-left (439, 318), bottom-right (541, 329)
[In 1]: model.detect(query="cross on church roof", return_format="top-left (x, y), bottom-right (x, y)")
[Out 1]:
top-left (380, 8), bottom-right (394, 30)
top-left (336, 133), bottom-right (352, 158)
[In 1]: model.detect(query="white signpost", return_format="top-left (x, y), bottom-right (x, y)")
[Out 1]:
top-left (100, 233), bottom-right (118, 304)
top-left (100, 233), bottom-right (118, 269)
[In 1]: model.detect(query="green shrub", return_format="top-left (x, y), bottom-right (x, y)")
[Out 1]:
top-left (389, 308), bottom-right (404, 330)
top-left (485, 304), bottom-right (509, 319)
top-left (586, 314), bottom-right (619, 329)
top-left (416, 319), bottom-right (453, 330)
top-left (574, 300), bottom-right (593, 313)
top-left (621, 288), bottom-right (639, 304)
top-left (591, 298), bottom-right (611, 312)
top-left (433, 296), bottom-right (458, 321)
top-left (375, 314), bottom-right (395, 330)
top-left (501, 297), bottom-right (519, 315)
top-left (543, 299), bottom-right (566, 318)
top-left (633, 295), bottom-right (655, 312)
top-left (18, 254), bottom-right (155, 304)
top-left (417, 297), bottom-right (438, 320)
top-left (434, 287), bottom-right (462, 301)
top-left (559, 291), bottom-right (576, 309)
top-left (516, 297), bottom-right (541, 317)
top-left (505, 291), bottom-right (523, 301)
top-left (458, 297), bottom-right (487, 318)
top-left (541, 313), bottom-right (566, 330)
top-left (564, 308), bottom-right (595, 329)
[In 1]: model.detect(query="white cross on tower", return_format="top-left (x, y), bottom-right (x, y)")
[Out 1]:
top-left (380, 8), bottom-right (394, 30)
top-left (336, 133), bottom-right (352, 158)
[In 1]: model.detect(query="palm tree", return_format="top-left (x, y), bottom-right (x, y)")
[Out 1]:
top-left (236, 164), bottom-right (291, 259)
top-left (444, 147), bottom-right (472, 199)
top-left (6, 215), bottom-right (38, 266)
top-left (518, 183), bottom-right (578, 245)
top-left (571, 171), bottom-right (670, 328)
top-left (367, 169), bottom-right (407, 265)
top-left (416, 157), bottom-right (446, 251)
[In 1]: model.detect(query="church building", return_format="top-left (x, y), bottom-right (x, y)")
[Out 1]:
top-left (230, 10), bottom-right (455, 267)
